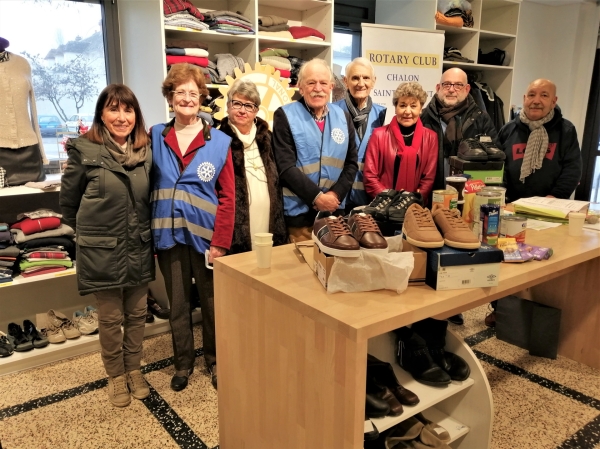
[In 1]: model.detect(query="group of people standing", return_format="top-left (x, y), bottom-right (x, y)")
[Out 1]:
top-left (59, 55), bottom-right (581, 407)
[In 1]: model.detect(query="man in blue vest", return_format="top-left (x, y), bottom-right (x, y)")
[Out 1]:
top-left (273, 58), bottom-right (359, 241)
top-left (334, 57), bottom-right (387, 212)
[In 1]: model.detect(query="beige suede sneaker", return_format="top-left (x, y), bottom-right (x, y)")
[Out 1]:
top-left (431, 204), bottom-right (481, 250)
top-left (127, 370), bottom-right (150, 400)
top-left (402, 204), bottom-right (444, 248)
top-left (108, 375), bottom-right (131, 407)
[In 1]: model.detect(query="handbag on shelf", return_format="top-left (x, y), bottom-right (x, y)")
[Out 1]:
top-left (478, 48), bottom-right (506, 66)
top-left (0, 144), bottom-right (46, 186)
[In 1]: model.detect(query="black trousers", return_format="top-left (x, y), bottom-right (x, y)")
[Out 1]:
top-left (157, 244), bottom-right (216, 371)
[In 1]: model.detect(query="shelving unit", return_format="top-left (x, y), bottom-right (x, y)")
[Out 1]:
top-left (119, 0), bottom-right (333, 125)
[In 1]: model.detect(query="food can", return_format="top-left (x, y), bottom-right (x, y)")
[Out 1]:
top-left (481, 186), bottom-right (506, 207)
top-left (474, 190), bottom-right (502, 223)
top-left (432, 189), bottom-right (458, 210)
top-left (480, 204), bottom-right (500, 246)
top-left (500, 216), bottom-right (527, 243)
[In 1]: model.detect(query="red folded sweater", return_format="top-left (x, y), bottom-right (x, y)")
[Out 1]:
top-left (288, 26), bottom-right (325, 40)
top-left (277, 69), bottom-right (291, 78)
top-left (166, 55), bottom-right (209, 67)
top-left (11, 217), bottom-right (61, 235)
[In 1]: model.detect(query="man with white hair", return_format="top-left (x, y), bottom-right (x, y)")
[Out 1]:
top-left (499, 78), bottom-right (582, 203)
top-left (334, 57), bottom-right (387, 211)
top-left (273, 58), bottom-right (358, 241)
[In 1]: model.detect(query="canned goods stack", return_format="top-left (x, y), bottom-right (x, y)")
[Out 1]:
top-left (500, 216), bottom-right (527, 243)
top-left (480, 204), bottom-right (500, 246)
top-left (432, 189), bottom-right (458, 210)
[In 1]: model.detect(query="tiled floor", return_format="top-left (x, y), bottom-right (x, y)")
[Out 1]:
top-left (1, 305), bottom-right (599, 449)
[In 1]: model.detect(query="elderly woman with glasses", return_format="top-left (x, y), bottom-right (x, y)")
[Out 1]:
top-left (333, 57), bottom-right (386, 211)
top-left (150, 63), bottom-right (235, 392)
top-left (218, 78), bottom-right (287, 253)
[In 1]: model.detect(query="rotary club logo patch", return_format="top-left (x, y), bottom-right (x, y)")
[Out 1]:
top-left (331, 128), bottom-right (345, 144)
top-left (197, 162), bottom-right (216, 182)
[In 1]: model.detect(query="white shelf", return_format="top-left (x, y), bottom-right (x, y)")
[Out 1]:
top-left (0, 310), bottom-right (202, 376)
top-left (0, 268), bottom-right (76, 289)
top-left (258, 34), bottom-right (330, 49)
top-left (436, 24), bottom-right (479, 35)
top-left (369, 363), bottom-right (474, 433)
top-left (479, 30), bottom-right (516, 40)
top-left (164, 26), bottom-right (256, 43)
top-left (258, 0), bottom-right (330, 11)
top-left (442, 61), bottom-right (513, 71)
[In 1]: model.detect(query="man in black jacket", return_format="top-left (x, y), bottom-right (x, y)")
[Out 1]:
top-left (499, 79), bottom-right (582, 203)
top-left (421, 68), bottom-right (498, 191)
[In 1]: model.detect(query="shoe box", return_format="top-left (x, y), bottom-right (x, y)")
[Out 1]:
top-left (423, 243), bottom-right (504, 290)
top-left (312, 242), bottom-right (427, 290)
top-left (449, 156), bottom-right (504, 185)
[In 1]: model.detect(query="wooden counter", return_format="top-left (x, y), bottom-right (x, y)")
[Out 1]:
top-left (213, 226), bottom-right (599, 448)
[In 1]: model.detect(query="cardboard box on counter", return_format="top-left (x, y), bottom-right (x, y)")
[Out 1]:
top-left (423, 244), bottom-right (504, 290)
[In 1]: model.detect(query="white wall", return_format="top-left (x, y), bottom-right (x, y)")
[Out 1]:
top-left (375, 0), bottom-right (436, 30)
top-left (512, 1), bottom-right (600, 135)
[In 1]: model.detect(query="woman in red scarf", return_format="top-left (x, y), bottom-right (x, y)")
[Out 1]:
top-left (363, 82), bottom-right (438, 204)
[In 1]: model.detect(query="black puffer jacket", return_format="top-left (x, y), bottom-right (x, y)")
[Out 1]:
top-left (498, 106), bottom-right (582, 202)
top-left (218, 117), bottom-right (288, 254)
top-left (421, 94), bottom-right (498, 191)
top-left (59, 137), bottom-right (155, 295)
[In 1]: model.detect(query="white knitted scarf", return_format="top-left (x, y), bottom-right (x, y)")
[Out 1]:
top-left (518, 108), bottom-right (554, 182)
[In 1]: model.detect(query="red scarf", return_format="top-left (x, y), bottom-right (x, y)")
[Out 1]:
top-left (389, 117), bottom-right (423, 193)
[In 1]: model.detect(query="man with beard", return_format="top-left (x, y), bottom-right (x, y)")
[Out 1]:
top-left (421, 68), bottom-right (498, 192)
top-left (272, 58), bottom-right (358, 241)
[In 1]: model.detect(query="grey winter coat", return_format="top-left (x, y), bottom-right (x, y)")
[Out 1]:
top-left (59, 136), bottom-right (155, 295)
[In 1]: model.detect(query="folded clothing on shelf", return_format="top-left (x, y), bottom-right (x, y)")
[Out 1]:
top-left (213, 53), bottom-right (246, 80)
top-left (17, 237), bottom-right (76, 260)
top-left (258, 30), bottom-right (294, 39)
top-left (444, 47), bottom-right (474, 63)
top-left (208, 19), bottom-right (254, 32)
top-left (11, 217), bottom-right (61, 236)
top-left (260, 55), bottom-right (292, 71)
top-left (166, 55), bottom-right (209, 67)
top-left (20, 259), bottom-right (73, 271)
top-left (201, 9), bottom-right (251, 24)
top-left (0, 230), bottom-right (12, 243)
top-left (259, 48), bottom-right (289, 58)
top-left (166, 39), bottom-right (208, 50)
top-left (163, 0), bottom-right (204, 20)
top-left (209, 24), bottom-right (255, 35)
top-left (0, 246), bottom-right (20, 257)
top-left (259, 24), bottom-right (289, 32)
top-left (21, 266), bottom-right (67, 277)
top-left (288, 26), bottom-right (326, 40)
top-left (0, 223), bottom-right (7, 232)
top-left (0, 267), bottom-right (12, 282)
top-left (164, 12), bottom-right (210, 31)
top-left (10, 224), bottom-right (75, 244)
top-left (258, 14), bottom-right (288, 27)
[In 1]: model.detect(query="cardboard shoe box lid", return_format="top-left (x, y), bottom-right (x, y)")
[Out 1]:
top-left (449, 155), bottom-right (505, 171)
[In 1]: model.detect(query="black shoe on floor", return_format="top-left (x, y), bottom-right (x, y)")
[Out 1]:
top-left (7, 323), bottom-right (34, 352)
top-left (171, 367), bottom-right (194, 391)
top-left (145, 309), bottom-right (155, 324)
top-left (147, 295), bottom-right (170, 320)
top-left (448, 313), bottom-right (464, 325)
top-left (209, 363), bottom-right (217, 390)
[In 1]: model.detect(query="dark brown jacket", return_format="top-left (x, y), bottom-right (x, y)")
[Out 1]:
top-left (219, 117), bottom-right (288, 254)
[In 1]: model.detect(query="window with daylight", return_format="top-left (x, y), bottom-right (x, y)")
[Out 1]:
top-left (0, 0), bottom-right (117, 165)
top-left (332, 31), bottom-right (361, 76)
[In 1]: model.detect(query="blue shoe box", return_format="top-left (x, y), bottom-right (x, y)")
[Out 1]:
top-left (422, 244), bottom-right (504, 290)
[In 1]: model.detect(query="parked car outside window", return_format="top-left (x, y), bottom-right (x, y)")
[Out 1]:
top-left (38, 115), bottom-right (66, 136)
top-left (65, 114), bottom-right (94, 132)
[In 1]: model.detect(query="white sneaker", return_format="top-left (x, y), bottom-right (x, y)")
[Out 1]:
top-left (73, 310), bottom-right (98, 335)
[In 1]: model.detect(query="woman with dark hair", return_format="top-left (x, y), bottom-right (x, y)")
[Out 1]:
top-left (60, 84), bottom-right (154, 407)
top-left (218, 78), bottom-right (287, 253)
top-left (151, 63), bottom-right (235, 392)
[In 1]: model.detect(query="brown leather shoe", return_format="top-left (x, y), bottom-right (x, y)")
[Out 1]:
top-left (485, 310), bottom-right (496, 327)
top-left (347, 212), bottom-right (388, 254)
top-left (312, 212), bottom-right (360, 257)
top-left (390, 384), bottom-right (420, 406)
top-left (373, 384), bottom-right (403, 417)
top-left (431, 203), bottom-right (480, 250)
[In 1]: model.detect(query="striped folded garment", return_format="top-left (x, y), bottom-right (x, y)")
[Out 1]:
top-left (164, 13), bottom-right (210, 31)
top-left (21, 266), bottom-right (67, 277)
top-left (23, 251), bottom-right (68, 259)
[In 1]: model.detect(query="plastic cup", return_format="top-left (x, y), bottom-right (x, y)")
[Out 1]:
top-left (254, 232), bottom-right (273, 245)
top-left (255, 241), bottom-right (273, 268)
top-left (568, 212), bottom-right (586, 237)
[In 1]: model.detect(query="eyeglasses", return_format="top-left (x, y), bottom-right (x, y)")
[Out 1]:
top-left (171, 90), bottom-right (201, 101)
top-left (441, 82), bottom-right (465, 91)
top-left (230, 100), bottom-right (258, 113)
